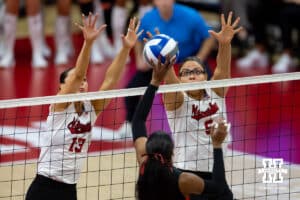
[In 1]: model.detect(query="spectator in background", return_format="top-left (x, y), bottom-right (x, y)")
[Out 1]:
top-left (220, 0), bottom-right (253, 56)
top-left (55, 0), bottom-right (152, 65)
top-left (54, 0), bottom-right (114, 65)
top-left (119, 0), bottom-right (215, 137)
top-left (0, 0), bottom-right (5, 57)
top-left (272, 0), bottom-right (300, 73)
top-left (111, 0), bottom-right (152, 60)
top-left (0, 0), bottom-right (50, 68)
top-left (235, 0), bottom-right (286, 71)
top-left (54, 0), bottom-right (74, 65)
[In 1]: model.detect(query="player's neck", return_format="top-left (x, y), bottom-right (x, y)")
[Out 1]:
top-left (160, 9), bottom-right (173, 21)
top-left (187, 90), bottom-right (205, 100)
top-left (74, 101), bottom-right (85, 116)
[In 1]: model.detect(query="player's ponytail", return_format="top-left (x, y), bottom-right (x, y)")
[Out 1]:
top-left (136, 131), bottom-right (177, 200)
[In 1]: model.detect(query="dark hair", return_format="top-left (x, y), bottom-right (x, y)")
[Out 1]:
top-left (59, 67), bottom-right (73, 84)
top-left (179, 56), bottom-right (212, 80)
top-left (136, 131), bottom-right (177, 200)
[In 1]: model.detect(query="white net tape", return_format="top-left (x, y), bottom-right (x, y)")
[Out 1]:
top-left (1, 72), bottom-right (300, 109)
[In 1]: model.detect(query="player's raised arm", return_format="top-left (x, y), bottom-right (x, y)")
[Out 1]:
top-left (92, 17), bottom-right (142, 116)
top-left (54, 13), bottom-right (107, 112)
top-left (132, 56), bottom-right (174, 165)
top-left (209, 12), bottom-right (242, 97)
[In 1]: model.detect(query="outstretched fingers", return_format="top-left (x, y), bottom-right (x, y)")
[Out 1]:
top-left (135, 18), bottom-right (141, 33)
top-left (78, 13), bottom-right (99, 29)
top-left (168, 55), bottom-right (176, 68)
top-left (226, 11), bottom-right (233, 25)
top-left (154, 27), bottom-right (161, 35)
top-left (88, 12), bottom-right (92, 26)
top-left (232, 16), bottom-right (240, 28)
top-left (234, 26), bottom-right (243, 34)
top-left (97, 24), bottom-right (107, 34)
top-left (221, 13), bottom-right (226, 27)
top-left (208, 30), bottom-right (217, 38)
top-left (91, 13), bottom-right (99, 28)
top-left (128, 18), bottom-right (134, 32)
top-left (161, 55), bottom-right (175, 72)
top-left (74, 21), bottom-right (83, 31)
top-left (81, 13), bottom-right (86, 26)
top-left (146, 31), bottom-right (153, 39)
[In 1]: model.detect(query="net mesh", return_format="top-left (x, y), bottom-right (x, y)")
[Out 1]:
top-left (0, 72), bottom-right (300, 200)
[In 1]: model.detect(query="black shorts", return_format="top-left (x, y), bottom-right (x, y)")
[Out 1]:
top-left (26, 174), bottom-right (77, 200)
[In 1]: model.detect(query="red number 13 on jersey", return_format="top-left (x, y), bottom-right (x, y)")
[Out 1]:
top-left (69, 138), bottom-right (86, 153)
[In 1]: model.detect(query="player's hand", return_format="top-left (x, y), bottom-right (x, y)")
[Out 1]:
top-left (122, 17), bottom-right (143, 49)
top-left (143, 28), bottom-right (161, 43)
top-left (75, 12), bottom-right (107, 44)
top-left (210, 118), bottom-right (230, 148)
top-left (150, 55), bottom-right (176, 86)
top-left (208, 11), bottom-right (243, 44)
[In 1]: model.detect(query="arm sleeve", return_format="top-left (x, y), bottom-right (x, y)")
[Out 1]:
top-left (202, 148), bottom-right (226, 195)
top-left (132, 84), bottom-right (158, 141)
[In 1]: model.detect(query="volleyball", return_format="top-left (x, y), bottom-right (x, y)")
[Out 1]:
top-left (143, 34), bottom-right (179, 67)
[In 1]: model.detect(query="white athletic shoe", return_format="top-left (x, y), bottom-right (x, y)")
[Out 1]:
top-left (42, 41), bottom-right (51, 58)
top-left (55, 43), bottom-right (73, 65)
top-left (0, 42), bottom-right (5, 58)
top-left (272, 53), bottom-right (294, 73)
top-left (55, 49), bottom-right (68, 65)
top-left (32, 53), bottom-right (48, 68)
top-left (236, 49), bottom-right (269, 68)
top-left (0, 52), bottom-right (15, 68)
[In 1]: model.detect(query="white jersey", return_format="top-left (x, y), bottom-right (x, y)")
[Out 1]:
top-left (38, 101), bottom-right (97, 184)
top-left (166, 88), bottom-right (231, 172)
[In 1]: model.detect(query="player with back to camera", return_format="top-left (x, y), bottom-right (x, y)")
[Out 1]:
top-left (162, 12), bottom-right (242, 199)
top-left (131, 54), bottom-right (232, 200)
top-left (25, 13), bottom-right (142, 200)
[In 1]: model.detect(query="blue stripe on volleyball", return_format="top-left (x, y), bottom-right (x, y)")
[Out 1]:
top-left (143, 34), bottom-right (179, 65)
top-left (149, 35), bottom-right (169, 63)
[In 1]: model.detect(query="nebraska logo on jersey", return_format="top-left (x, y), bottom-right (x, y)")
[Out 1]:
top-left (68, 117), bottom-right (91, 134)
top-left (192, 102), bottom-right (219, 121)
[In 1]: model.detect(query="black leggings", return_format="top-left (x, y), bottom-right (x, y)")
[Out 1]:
top-left (179, 169), bottom-right (233, 200)
top-left (26, 175), bottom-right (77, 200)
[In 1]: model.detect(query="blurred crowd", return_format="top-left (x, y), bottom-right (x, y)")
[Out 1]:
top-left (222, 0), bottom-right (300, 73)
top-left (0, 0), bottom-right (152, 68)
top-left (0, 0), bottom-right (299, 73)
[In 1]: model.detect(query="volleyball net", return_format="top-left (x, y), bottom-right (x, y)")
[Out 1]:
top-left (1, 72), bottom-right (300, 200)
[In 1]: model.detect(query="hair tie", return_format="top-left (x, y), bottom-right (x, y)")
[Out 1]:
top-left (153, 153), bottom-right (165, 164)
top-left (139, 154), bottom-right (149, 175)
